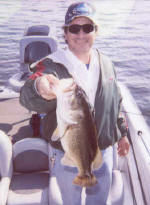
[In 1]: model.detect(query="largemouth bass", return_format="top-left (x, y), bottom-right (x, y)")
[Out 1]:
top-left (52, 78), bottom-right (102, 187)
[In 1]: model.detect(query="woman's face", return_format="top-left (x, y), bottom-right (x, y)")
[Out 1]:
top-left (64, 16), bottom-right (98, 55)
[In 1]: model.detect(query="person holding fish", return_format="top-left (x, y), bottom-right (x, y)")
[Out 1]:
top-left (20, 2), bottom-right (130, 205)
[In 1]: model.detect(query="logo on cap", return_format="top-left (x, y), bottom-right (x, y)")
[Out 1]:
top-left (72, 3), bottom-right (93, 15)
top-left (65, 2), bottom-right (95, 25)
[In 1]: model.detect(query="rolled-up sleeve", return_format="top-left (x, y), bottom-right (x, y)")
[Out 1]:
top-left (20, 78), bottom-right (56, 113)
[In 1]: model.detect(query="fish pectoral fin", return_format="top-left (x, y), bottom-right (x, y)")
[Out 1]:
top-left (51, 125), bottom-right (69, 141)
top-left (51, 127), bottom-right (60, 141)
top-left (61, 153), bottom-right (76, 167)
top-left (92, 148), bottom-right (103, 170)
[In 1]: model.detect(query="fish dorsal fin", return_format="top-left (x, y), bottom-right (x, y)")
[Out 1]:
top-left (61, 153), bottom-right (76, 167)
top-left (92, 148), bottom-right (103, 170)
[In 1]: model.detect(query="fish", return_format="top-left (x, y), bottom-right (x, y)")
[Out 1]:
top-left (51, 78), bottom-right (102, 187)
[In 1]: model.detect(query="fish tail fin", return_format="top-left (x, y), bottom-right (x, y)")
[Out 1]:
top-left (73, 174), bottom-right (97, 187)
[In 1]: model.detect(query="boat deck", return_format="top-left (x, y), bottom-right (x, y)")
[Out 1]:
top-left (0, 98), bottom-right (33, 143)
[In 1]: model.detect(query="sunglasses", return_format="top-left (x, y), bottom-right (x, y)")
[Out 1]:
top-left (66, 24), bottom-right (96, 34)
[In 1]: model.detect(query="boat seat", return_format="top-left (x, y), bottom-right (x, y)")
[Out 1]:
top-left (24, 41), bottom-right (51, 64)
top-left (24, 25), bottom-right (50, 36)
top-left (8, 25), bottom-right (57, 94)
top-left (20, 36), bottom-right (57, 67)
top-left (8, 34), bottom-right (57, 94)
top-left (0, 130), bottom-right (13, 205)
top-left (7, 138), bottom-right (49, 205)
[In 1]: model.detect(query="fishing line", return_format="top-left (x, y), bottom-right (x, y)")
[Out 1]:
top-left (121, 110), bottom-right (150, 117)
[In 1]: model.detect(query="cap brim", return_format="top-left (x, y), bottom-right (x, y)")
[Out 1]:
top-left (65, 15), bottom-right (98, 26)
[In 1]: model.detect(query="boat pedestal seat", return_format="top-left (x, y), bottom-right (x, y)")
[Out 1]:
top-left (7, 173), bottom-right (49, 205)
top-left (7, 138), bottom-right (49, 205)
top-left (8, 25), bottom-right (57, 94)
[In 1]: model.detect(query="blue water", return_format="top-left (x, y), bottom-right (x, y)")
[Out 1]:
top-left (0, 0), bottom-right (150, 126)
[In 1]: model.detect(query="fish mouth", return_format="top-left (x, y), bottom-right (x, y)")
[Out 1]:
top-left (59, 78), bottom-right (76, 93)
top-left (75, 86), bottom-right (90, 105)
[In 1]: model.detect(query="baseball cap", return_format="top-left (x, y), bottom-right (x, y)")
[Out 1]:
top-left (65, 2), bottom-right (97, 26)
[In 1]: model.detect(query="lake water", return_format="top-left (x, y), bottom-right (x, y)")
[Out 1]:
top-left (0, 0), bottom-right (150, 126)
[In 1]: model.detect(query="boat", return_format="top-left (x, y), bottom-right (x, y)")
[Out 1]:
top-left (0, 25), bottom-right (150, 205)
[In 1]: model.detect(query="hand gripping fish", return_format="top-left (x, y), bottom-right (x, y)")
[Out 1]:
top-left (51, 78), bottom-right (102, 187)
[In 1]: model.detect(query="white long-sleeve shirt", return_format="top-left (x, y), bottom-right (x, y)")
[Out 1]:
top-left (49, 47), bottom-right (100, 107)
